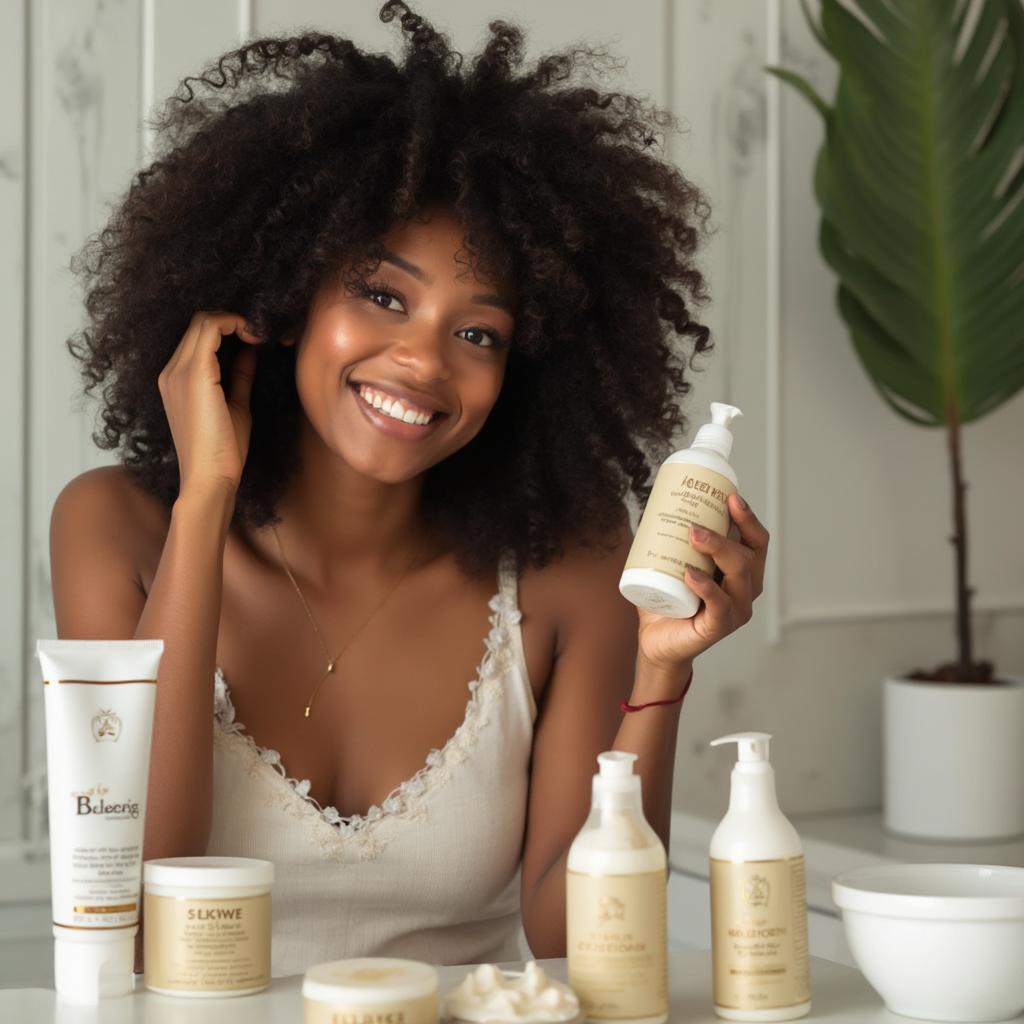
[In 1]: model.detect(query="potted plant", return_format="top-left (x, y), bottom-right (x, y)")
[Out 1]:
top-left (770, 0), bottom-right (1024, 839)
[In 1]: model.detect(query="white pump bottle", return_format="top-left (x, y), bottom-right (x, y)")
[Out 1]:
top-left (566, 752), bottom-right (667, 1024)
top-left (709, 733), bottom-right (810, 1021)
top-left (620, 402), bottom-right (743, 618)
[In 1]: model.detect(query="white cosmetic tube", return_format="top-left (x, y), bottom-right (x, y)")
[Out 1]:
top-left (36, 638), bottom-right (164, 1003)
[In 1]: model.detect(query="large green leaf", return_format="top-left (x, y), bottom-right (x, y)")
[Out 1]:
top-left (770, 0), bottom-right (1024, 426)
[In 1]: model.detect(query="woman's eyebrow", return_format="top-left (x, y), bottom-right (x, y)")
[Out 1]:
top-left (380, 249), bottom-right (515, 315)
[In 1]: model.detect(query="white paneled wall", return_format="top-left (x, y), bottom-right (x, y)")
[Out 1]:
top-left (0, 0), bottom-right (28, 843)
top-left (4, 0), bottom-right (1024, 860)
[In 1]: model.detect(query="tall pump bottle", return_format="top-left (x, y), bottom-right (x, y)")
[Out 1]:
top-left (619, 402), bottom-right (743, 618)
top-left (567, 752), bottom-right (668, 1024)
top-left (709, 733), bottom-right (810, 1021)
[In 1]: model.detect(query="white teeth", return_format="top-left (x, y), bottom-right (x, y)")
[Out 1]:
top-left (357, 384), bottom-right (435, 426)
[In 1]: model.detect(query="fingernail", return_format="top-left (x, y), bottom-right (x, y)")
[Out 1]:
top-left (734, 493), bottom-right (748, 511)
top-left (690, 525), bottom-right (709, 542)
top-left (686, 565), bottom-right (709, 581)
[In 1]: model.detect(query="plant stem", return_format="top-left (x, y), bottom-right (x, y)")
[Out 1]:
top-left (946, 406), bottom-right (973, 676)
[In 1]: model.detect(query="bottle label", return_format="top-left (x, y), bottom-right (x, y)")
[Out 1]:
top-left (625, 464), bottom-right (735, 583)
top-left (710, 856), bottom-right (810, 1011)
top-left (567, 869), bottom-right (667, 1020)
top-left (143, 892), bottom-right (271, 993)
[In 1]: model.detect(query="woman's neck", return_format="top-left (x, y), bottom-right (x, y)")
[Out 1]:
top-left (264, 417), bottom-right (440, 590)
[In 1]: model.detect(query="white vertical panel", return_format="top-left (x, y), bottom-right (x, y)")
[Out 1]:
top-left (25, 0), bottom-right (142, 810)
top-left (0, 0), bottom-right (27, 843)
top-left (143, 0), bottom-right (250, 162)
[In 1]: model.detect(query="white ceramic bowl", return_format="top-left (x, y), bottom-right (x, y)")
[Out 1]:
top-left (832, 864), bottom-right (1024, 1022)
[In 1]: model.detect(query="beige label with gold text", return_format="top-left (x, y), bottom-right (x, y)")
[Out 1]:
top-left (625, 464), bottom-right (735, 583)
top-left (710, 857), bottom-right (810, 1011)
top-left (567, 869), bottom-right (667, 1020)
top-left (144, 892), bottom-right (270, 992)
top-left (303, 991), bottom-right (438, 1024)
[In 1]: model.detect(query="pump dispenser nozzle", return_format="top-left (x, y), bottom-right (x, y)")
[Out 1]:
top-left (692, 402), bottom-right (743, 460)
top-left (710, 731), bottom-right (771, 764)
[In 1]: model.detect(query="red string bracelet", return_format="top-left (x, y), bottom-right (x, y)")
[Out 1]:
top-left (620, 667), bottom-right (694, 713)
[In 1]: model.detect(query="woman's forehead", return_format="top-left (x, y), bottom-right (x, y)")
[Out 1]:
top-left (375, 209), bottom-right (516, 304)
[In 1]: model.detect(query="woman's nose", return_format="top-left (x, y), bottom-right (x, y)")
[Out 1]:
top-left (391, 327), bottom-right (452, 382)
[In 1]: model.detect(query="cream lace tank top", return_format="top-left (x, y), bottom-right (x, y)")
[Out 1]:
top-left (204, 552), bottom-right (537, 975)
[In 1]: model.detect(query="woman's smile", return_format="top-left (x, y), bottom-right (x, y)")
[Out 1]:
top-left (348, 378), bottom-right (450, 441)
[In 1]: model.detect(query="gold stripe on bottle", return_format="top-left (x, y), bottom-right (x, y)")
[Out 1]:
top-left (72, 903), bottom-right (137, 914)
top-left (54, 921), bottom-right (137, 931)
top-left (710, 855), bottom-right (803, 865)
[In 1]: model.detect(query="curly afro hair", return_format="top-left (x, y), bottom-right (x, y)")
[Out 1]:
top-left (68, 0), bottom-right (712, 578)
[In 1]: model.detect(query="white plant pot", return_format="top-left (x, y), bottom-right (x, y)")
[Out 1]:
top-left (884, 675), bottom-right (1024, 842)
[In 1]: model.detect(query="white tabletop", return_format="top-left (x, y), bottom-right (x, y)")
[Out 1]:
top-left (2, 950), bottom-right (1015, 1024)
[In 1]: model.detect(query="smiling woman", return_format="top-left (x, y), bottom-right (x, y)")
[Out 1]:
top-left (46, 0), bottom-right (769, 979)
top-left (285, 206), bottom-right (515, 486)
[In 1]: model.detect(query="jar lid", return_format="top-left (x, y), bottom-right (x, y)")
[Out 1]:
top-left (303, 958), bottom-right (438, 1004)
top-left (144, 856), bottom-right (274, 888)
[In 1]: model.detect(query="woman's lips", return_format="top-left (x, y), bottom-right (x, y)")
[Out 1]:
top-left (348, 381), bottom-right (447, 441)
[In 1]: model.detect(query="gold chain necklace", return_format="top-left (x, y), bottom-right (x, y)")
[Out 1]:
top-left (271, 524), bottom-right (426, 718)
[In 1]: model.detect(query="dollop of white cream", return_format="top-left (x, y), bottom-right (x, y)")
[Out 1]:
top-left (443, 961), bottom-right (580, 1022)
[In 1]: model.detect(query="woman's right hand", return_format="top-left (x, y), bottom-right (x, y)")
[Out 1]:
top-left (157, 311), bottom-right (264, 499)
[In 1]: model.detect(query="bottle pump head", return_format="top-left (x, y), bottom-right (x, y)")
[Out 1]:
top-left (692, 402), bottom-right (743, 460)
top-left (710, 732), bottom-right (772, 774)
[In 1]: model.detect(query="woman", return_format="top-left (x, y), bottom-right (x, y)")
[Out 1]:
top-left (50, 2), bottom-right (768, 974)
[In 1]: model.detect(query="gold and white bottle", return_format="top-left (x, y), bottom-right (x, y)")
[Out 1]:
top-left (709, 733), bottom-right (810, 1021)
top-left (567, 752), bottom-right (667, 1024)
top-left (619, 402), bottom-right (743, 618)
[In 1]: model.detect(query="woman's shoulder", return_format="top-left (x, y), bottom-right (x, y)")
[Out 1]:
top-left (54, 464), bottom-right (168, 523)
top-left (51, 465), bottom-right (170, 576)
top-left (518, 510), bottom-right (635, 640)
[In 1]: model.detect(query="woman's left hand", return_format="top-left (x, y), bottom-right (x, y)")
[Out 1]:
top-left (636, 493), bottom-right (769, 671)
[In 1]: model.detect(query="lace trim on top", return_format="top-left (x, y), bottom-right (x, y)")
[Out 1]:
top-left (212, 575), bottom-right (523, 857)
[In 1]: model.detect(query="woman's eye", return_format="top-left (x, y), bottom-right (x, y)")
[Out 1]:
top-left (458, 327), bottom-right (505, 349)
top-left (363, 283), bottom-right (404, 313)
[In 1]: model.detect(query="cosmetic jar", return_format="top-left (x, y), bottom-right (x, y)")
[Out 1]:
top-left (303, 958), bottom-right (440, 1024)
top-left (143, 856), bottom-right (274, 997)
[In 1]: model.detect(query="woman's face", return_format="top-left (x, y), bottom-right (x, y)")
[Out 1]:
top-left (290, 206), bottom-right (516, 483)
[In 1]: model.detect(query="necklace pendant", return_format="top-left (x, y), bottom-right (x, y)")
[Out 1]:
top-left (304, 705), bottom-right (312, 719)
top-left (327, 661), bottom-right (335, 674)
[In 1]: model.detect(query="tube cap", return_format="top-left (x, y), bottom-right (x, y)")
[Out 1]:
top-left (53, 926), bottom-right (136, 1003)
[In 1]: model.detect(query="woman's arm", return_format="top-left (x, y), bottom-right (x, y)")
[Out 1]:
top-left (520, 495), bottom-right (769, 958)
top-left (50, 469), bottom-right (236, 859)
